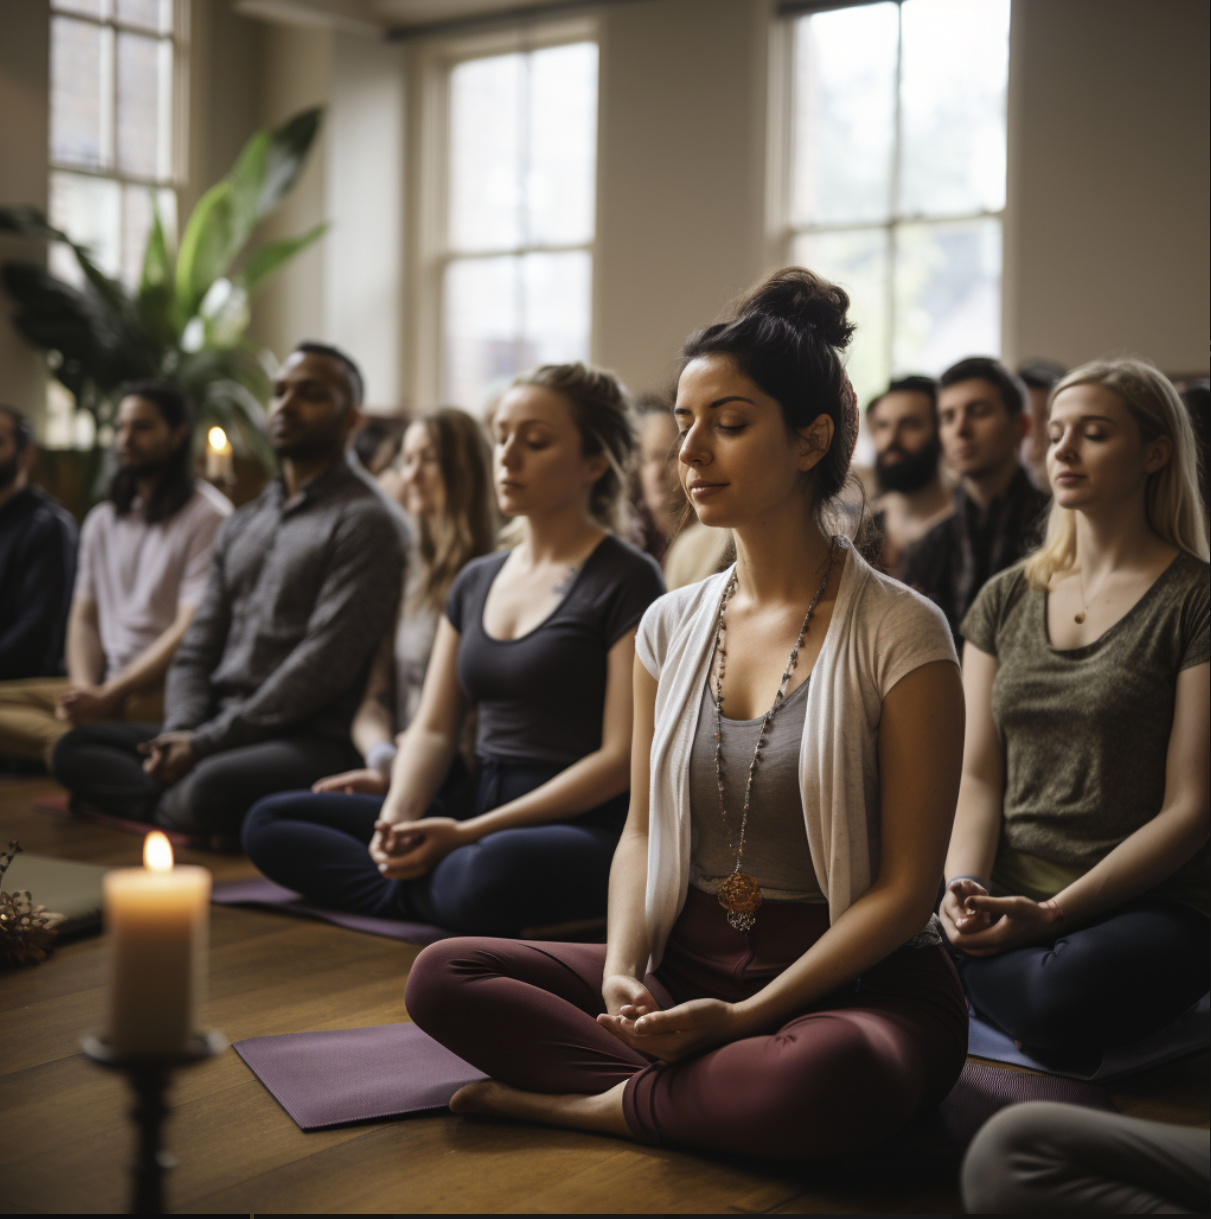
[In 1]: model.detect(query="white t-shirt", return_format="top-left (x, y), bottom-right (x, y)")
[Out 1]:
top-left (75, 480), bottom-right (232, 677)
top-left (636, 539), bottom-right (957, 969)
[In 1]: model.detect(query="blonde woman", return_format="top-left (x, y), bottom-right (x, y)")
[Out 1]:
top-left (941, 358), bottom-right (1209, 1064)
top-left (311, 407), bottom-right (498, 794)
top-left (244, 367), bottom-right (665, 935)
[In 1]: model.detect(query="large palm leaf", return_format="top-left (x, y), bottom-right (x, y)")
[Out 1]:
top-left (0, 106), bottom-right (326, 481)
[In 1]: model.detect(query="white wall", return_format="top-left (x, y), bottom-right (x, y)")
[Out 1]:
top-left (1004, 0), bottom-right (1210, 373)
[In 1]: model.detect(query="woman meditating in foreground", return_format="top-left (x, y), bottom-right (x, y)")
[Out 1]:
top-left (406, 269), bottom-right (969, 1159)
top-left (941, 358), bottom-right (1209, 1067)
top-left (244, 365), bottom-right (664, 935)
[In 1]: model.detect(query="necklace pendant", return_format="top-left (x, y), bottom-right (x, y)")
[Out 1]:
top-left (1074, 612), bottom-right (1086, 624)
top-left (718, 871), bottom-right (762, 930)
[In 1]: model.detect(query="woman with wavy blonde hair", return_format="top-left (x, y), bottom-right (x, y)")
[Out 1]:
top-left (942, 357), bottom-right (1209, 1069)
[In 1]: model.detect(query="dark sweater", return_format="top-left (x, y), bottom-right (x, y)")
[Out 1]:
top-left (0, 484), bottom-right (78, 679)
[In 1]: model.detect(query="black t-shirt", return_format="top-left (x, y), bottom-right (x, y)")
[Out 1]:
top-left (446, 535), bottom-right (666, 767)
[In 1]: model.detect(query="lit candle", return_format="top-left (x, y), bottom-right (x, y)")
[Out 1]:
top-left (103, 833), bottom-right (210, 1057)
top-left (205, 426), bottom-right (234, 484)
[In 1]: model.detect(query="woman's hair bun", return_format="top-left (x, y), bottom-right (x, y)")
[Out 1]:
top-left (735, 267), bottom-right (855, 351)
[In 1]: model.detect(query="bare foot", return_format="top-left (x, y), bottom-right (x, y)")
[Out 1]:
top-left (449, 1078), bottom-right (631, 1137)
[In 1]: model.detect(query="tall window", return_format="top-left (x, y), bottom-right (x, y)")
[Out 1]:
top-left (48, 0), bottom-right (179, 291)
top-left (787, 0), bottom-right (1010, 413)
top-left (441, 40), bottom-right (598, 412)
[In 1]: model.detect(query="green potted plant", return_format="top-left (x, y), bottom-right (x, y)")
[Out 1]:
top-left (0, 106), bottom-right (327, 500)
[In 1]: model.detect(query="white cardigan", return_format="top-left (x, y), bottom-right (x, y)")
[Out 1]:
top-left (636, 539), bottom-right (957, 968)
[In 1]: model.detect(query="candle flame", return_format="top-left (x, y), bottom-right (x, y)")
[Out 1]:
top-left (144, 831), bottom-right (174, 872)
top-left (207, 426), bottom-right (228, 452)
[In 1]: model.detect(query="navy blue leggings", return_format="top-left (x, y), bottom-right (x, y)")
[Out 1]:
top-left (241, 758), bottom-right (627, 936)
top-left (952, 899), bottom-right (1210, 1050)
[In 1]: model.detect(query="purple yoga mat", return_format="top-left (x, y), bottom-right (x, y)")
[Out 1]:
top-left (234, 1022), bottom-right (487, 1129)
top-left (211, 876), bottom-right (456, 945)
top-left (235, 1021), bottom-right (1115, 1144)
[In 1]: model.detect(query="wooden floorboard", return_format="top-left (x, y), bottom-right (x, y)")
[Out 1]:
top-left (2, 776), bottom-right (1205, 1214)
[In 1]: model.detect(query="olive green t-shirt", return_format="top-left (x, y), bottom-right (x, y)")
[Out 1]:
top-left (960, 551), bottom-right (1210, 917)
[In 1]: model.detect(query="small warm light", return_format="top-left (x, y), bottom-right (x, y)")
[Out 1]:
top-left (207, 426), bottom-right (228, 452)
top-left (143, 831), bottom-right (174, 872)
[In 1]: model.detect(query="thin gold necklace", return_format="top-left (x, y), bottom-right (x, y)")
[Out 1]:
top-left (1074, 564), bottom-right (1110, 625)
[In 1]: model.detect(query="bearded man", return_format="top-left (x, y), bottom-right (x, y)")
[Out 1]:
top-left (868, 375), bottom-right (953, 580)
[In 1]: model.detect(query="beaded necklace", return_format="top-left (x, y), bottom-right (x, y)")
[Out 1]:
top-left (711, 538), bottom-right (839, 931)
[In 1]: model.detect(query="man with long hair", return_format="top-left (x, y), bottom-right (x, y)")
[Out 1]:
top-left (53, 343), bottom-right (405, 846)
top-left (0, 383), bottom-right (228, 767)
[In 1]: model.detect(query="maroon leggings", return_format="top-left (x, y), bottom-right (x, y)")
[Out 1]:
top-left (406, 887), bottom-right (968, 1159)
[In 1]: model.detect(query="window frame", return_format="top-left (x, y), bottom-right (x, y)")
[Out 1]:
top-left (774, 0), bottom-right (1008, 396)
top-left (405, 15), bottom-right (600, 411)
top-left (47, 0), bottom-right (190, 273)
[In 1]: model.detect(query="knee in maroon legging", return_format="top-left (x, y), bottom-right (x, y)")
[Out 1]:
top-left (405, 937), bottom-right (505, 1032)
top-left (626, 1008), bottom-right (930, 1159)
top-left (407, 936), bottom-right (646, 1095)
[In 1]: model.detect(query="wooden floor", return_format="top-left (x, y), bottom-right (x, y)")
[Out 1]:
top-left (2, 776), bottom-right (1206, 1215)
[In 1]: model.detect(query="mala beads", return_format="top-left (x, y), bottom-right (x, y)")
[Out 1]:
top-left (712, 539), bottom-right (839, 932)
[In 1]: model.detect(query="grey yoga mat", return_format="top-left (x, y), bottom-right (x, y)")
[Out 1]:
top-left (211, 876), bottom-right (456, 946)
top-left (234, 1022), bottom-right (488, 1129)
top-left (966, 992), bottom-right (1210, 1082)
top-left (235, 1022), bottom-right (1115, 1141)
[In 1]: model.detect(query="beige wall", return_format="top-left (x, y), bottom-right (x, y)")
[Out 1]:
top-left (2, 0), bottom-right (1208, 442)
top-left (593, 0), bottom-right (772, 396)
top-left (1003, 0), bottom-right (1210, 373)
top-left (247, 23), bottom-right (334, 364)
top-left (0, 0), bottom-right (49, 426)
top-left (324, 32), bottom-right (406, 406)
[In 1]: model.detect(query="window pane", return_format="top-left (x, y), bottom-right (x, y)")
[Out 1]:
top-left (116, 31), bottom-right (165, 179)
top-left (526, 42), bottom-right (597, 246)
top-left (893, 217), bottom-right (1001, 373)
top-left (449, 54), bottom-right (523, 251)
top-left (116, 0), bottom-right (172, 32)
top-left (520, 249), bottom-right (592, 366)
top-left (794, 228), bottom-right (889, 412)
top-left (52, 0), bottom-right (108, 17)
top-left (443, 256), bottom-right (523, 410)
top-left (51, 16), bottom-right (110, 170)
top-left (442, 250), bottom-right (591, 411)
top-left (49, 170), bottom-right (122, 284)
top-left (793, 4), bottom-right (898, 226)
top-left (899, 0), bottom-right (1010, 216)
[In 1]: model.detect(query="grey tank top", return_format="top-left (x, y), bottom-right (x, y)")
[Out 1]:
top-left (688, 676), bottom-right (825, 903)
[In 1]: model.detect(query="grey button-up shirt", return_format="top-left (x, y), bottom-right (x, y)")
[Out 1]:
top-left (164, 456), bottom-right (406, 758)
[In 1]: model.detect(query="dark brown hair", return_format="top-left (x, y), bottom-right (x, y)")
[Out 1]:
top-left (110, 379), bottom-right (195, 524)
top-left (680, 267), bottom-right (858, 508)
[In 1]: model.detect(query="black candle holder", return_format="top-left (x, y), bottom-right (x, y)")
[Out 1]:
top-left (81, 1030), bottom-right (227, 1215)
